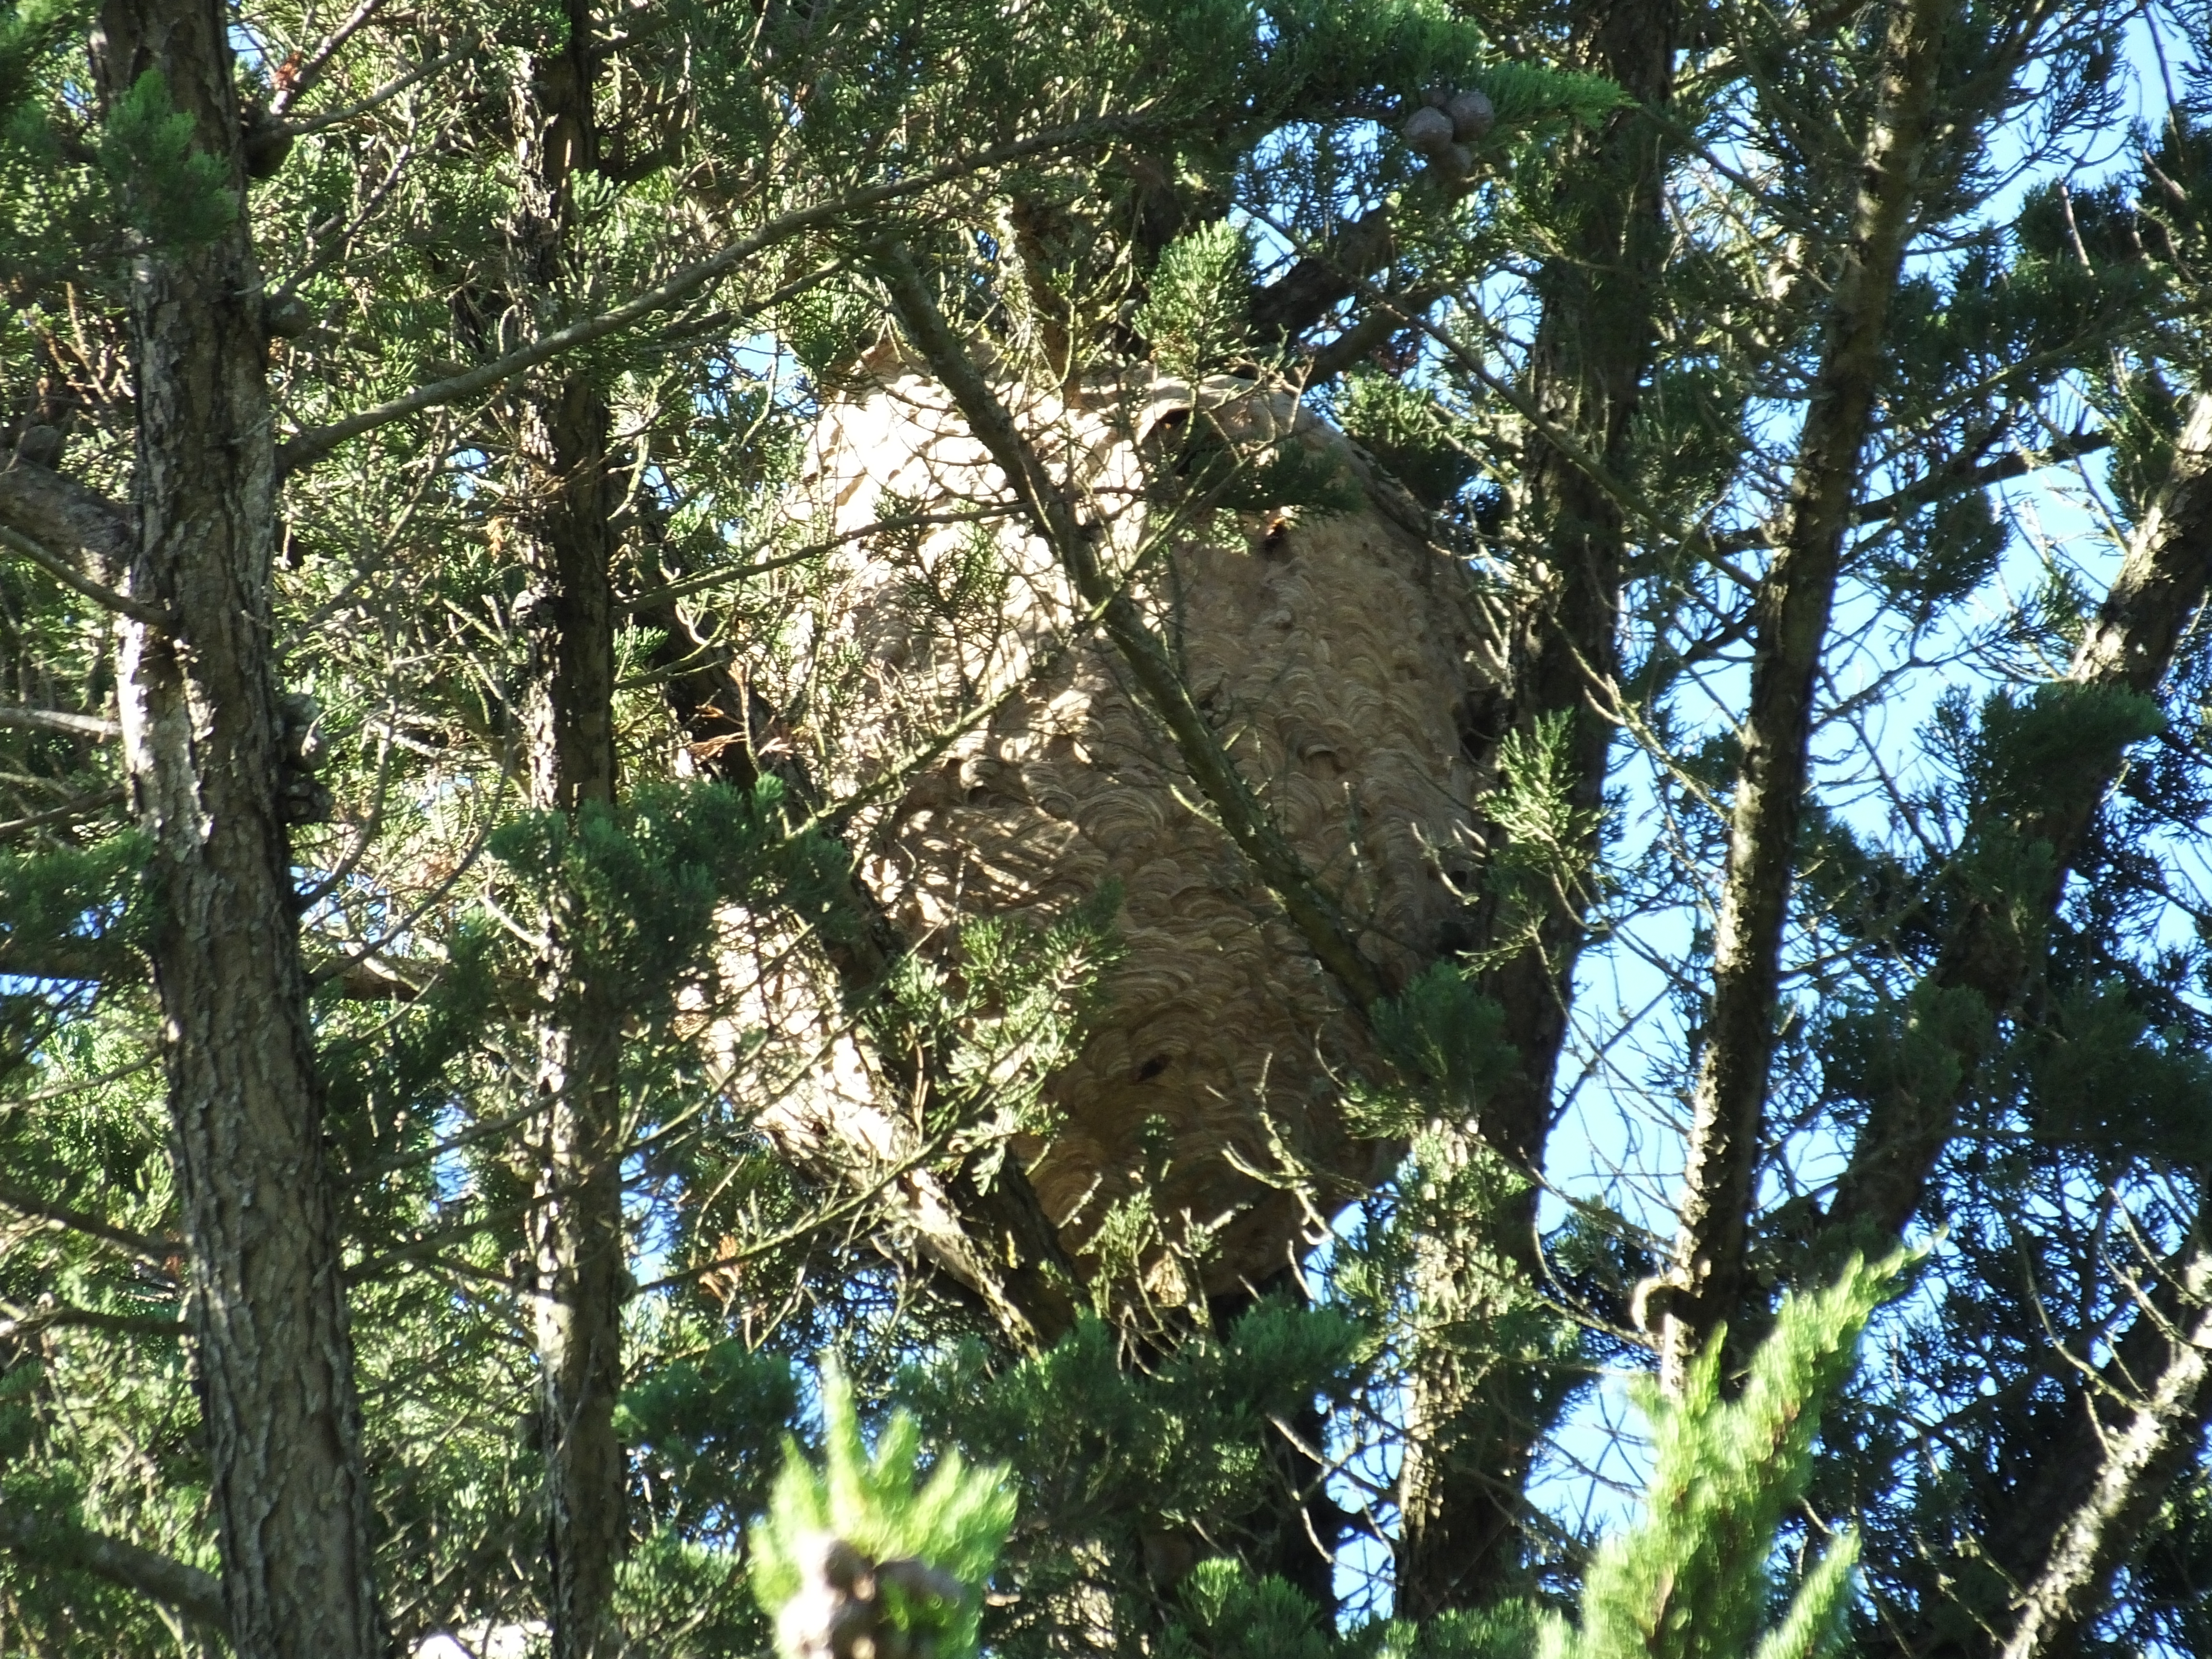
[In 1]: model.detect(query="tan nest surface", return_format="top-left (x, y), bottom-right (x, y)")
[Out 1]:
top-left (746, 362), bottom-right (1499, 1299)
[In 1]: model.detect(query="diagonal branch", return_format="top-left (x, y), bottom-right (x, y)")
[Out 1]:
top-left (0, 705), bottom-right (120, 741)
top-left (0, 1179), bottom-right (181, 1268)
top-left (1828, 391), bottom-right (2212, 1244)
top-left (876, 242), bottom-right (1390, 1014)
top-left (1658, 0), bottom-right (1952, 1383)
top-left (276, 112), bottom-right (1168, 477)
top-left (0, 523), bottom-right (173, 627)
top-left (0, 461), bottom-right (134, 573)
top-left (0, 785), bottom-right (126, 842)
top-left (1993, 1222), bottom-right (2212, 1659)
top-left (0, 1502), bottom-right (230, 1636)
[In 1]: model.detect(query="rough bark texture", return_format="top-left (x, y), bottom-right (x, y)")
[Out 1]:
top-left (0, 459), bottom-right (134, 579)
top-left (506, 11), bottom-right (630, 1654)
top-left (1660, 0), bottom-right (1949, 1383)
top-left (1827, 392), bottom-right (2212, 1245)
top-left (1392, 0), bottom-right (1678, 1615)
top-left (1992, 1234), bottom-right (2212, 1659)
top-left (90, 2), bottom-right (385, 1655)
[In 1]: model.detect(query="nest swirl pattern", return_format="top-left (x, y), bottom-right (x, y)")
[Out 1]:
top-left (753, 364), bottom-right (1500, 1298)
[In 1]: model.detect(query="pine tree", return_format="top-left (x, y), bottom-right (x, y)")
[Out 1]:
top-left (2, 0), bottom-right (2211, 1655)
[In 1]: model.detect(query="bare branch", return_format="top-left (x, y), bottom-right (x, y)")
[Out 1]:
top-left (268, 0), bottom-right (387, 116)
top-left (0, 785), bottom-right (127, 843)
top-left (277, 35), bottom-right (477, 136)
top-left (1703, 427), bottom-right (2115, 558)
top-left (1658, 0), bottom-right (1951, 1382)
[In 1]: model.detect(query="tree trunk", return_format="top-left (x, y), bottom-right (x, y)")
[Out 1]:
top-left (1660, 0), bottom-right (1949, 1383)
top-left (506, 11), bottom-right (629, 1654)
top-left (90, 2), bottom-right (384, 1655)
top-left (1393, 0), bottom-right (1679, 1615)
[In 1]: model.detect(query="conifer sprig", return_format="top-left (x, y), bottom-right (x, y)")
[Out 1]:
top-left (1542, 1251), bottom-right (1917, 1659)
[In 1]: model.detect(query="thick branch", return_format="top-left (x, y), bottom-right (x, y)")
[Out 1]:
top-left (0, 706), bottom-right (120, 740)
top-left (1661, 0), bottom-right (1949, 1378)
top-left (0, 523), bottom-right (174, 627)
top-left (1829, 392), bottom-right (2212, 1242)
top-left (0, 1304), bottom-right (186, 1340)
top-left (877, 244), bottom-right (1389, 1014)
top-left (1249, 205), bottom-right (1397, 343)
top-left (0, 461), bottom-right (134, 574)
top-left (0, 1503), bottom-right (229, 1635)
top-left (1994, 1229), bottom-right (2212, 1659)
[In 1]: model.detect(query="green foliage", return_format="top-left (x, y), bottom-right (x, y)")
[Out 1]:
top-left (1964, 681), bottom-right (2164, 824)
top-left (1359, 963), bottom-right (1515, 1131)
top-left (487, 779), bottom-right (847, 1013)
top-left (1873, 490), bottom-right (2008, 628)
top-left (1539, 1252), bottom-right (1915, 1659)
top-left (1167, 1556), bottom-right (1336, 1659)
top-left (1469, 61), bottom-right (1629, 132)
top-left (751, 1367), bottom-right (1015, 1659)
top-left (902, 1301), bottom-right (1361, 1655)
top-left (781, 280), bottom-right (883, 382)
top-left (1138, 220), bottom-right (1254, 380)
top-left (878, 878), bottom-right (1123, 1152)
top-left (96, 71), bottom-right (233, 246)
top-left (0, 832), bottom-right (149, 967)
top-left (1335, 370), bottom-right (1479, 506)
top-left (0, 0), bottom-right (83, 117)
top-left (2001, 980), bottom-right (2212, 1164)
top-left (619, 1340), bottom-right (800, 1534)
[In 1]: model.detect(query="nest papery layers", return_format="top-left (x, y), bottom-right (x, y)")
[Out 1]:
top-left (747, 364), bottom-right (1498, 1297)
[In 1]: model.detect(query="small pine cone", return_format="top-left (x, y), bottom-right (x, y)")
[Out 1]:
top-left (1446, 88), bottom-right (1495, 140)
top-left (1401, 106), bottom-right (1455, 156)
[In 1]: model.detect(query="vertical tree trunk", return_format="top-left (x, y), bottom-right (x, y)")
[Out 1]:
top-left (505, 10), bottom-right (629, 1653)
top-left (90, 3), bottom-right (384, 1656)
top-left (1393, 0), bottom-right (1678, 1616)
top-left (1659, 0), bottom-right (1949, 1384)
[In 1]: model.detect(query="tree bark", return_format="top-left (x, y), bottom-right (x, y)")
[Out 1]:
top-left (1992, 1228), bottom-right (2212, 1659)
top-left (1827, 392), bottom-right (2212, 1244)
top-left (1394, 0), bottom-right (1679, 1615)
top-left (505, 12), bottom-right (629, 1653)
top-left (89, 3), bottom-right (385, 1656)
top-left (1659, 0), bottom-right (1950, 1385)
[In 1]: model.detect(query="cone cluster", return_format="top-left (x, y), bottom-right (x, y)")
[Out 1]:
top-left (1401, 86), bottom-right (1495, 178)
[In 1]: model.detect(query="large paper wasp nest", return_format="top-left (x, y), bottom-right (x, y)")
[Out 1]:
top-left (731, 357), bottom-right (1500, 1302)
